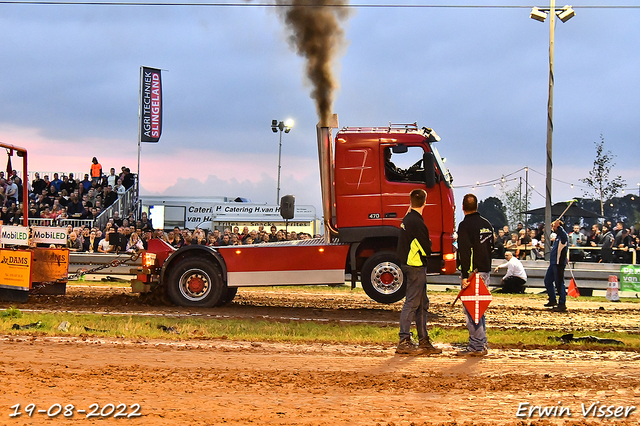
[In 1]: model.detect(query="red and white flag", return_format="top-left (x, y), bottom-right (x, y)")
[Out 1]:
top-left (568, 278), bottom-right (580, 298)
top-left (455, 272), bottom-right (492, 324)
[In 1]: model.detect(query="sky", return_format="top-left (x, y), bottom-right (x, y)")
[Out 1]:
top-left (0, 1), bottom-right (639, 225)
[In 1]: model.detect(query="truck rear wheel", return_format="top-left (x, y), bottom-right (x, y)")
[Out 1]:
top-left (361, 251), bottom-right (406, 304)
top-left (166, 257), bottom-right (225, 307)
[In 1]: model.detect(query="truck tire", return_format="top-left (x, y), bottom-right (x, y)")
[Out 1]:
top-left (361, 251), bottom-right (406, 304)
top-left (216, 287), bottom-right (238, 307)
top-left (166, 257), bottom-right (225, 307)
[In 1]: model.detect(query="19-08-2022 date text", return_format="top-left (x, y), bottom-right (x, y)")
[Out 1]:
top-left (9, 403), bottom-right (141, 419)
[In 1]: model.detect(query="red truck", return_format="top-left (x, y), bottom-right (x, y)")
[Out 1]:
top-left (136, 118), bottom-right (456, 306)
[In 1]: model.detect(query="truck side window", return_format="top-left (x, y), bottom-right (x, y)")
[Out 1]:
top-left (384, 146), bottom-right (426, 182)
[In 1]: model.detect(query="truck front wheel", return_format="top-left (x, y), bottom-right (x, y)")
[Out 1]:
top-left (216, 287), bottom-right (238, 307)
top-left (361, 251), bottom-right (406, 304)
top-left (166, 257), bottom-right (225, 307)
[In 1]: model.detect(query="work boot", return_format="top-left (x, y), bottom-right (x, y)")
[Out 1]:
top-left (552, 304), bottom-right (567, 312)
top-left (544, 301), bottom-right (557, 308)
top-left (456, 347), bottom-right (488, 357)
top-left (396, 337), bottom-right (423, 355)
top-left (418, 337), bottom-right (443, 355)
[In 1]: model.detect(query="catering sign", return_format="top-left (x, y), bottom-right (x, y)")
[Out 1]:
top-left (186, 203), bottom-right (316, 226)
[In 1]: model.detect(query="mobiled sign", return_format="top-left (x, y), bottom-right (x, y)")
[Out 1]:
top-left (0, 225), bottom-right (30, 246)
top-left (31, 226), bottom-right (68, 245)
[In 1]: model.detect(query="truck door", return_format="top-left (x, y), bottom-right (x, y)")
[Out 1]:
top-left (380, 144), bottom-right (442, 253)
top-left (334, 142), bottom-right (383, 229)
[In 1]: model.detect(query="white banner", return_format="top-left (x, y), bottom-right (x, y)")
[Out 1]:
top-left (186, 203), bottom-right (316, 226)
top-left (31, 227), bottom-right (68, 245)
top-left (0, 225), bottom-right (30, 246)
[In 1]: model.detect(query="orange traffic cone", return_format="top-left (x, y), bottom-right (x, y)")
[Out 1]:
top-left (568, 278), bottom-right (580, 298)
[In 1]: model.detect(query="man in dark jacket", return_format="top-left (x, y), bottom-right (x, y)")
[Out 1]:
top-left (66, 194), bottom-right (86, 218)
top-left (599, 224), bottom-right (615, 263)
top-left (395, 189), bottom-right (441, 355)
top-left (456, 193), bottom-right (494, 357)
top-left (103, 185), bottom-right (118, 208)
top-left (544, 219), bottom-right (569, 311)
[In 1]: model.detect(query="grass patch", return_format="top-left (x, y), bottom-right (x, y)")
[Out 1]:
top-left (2, 307), bottom-right (639, 350)
top-left (0, 306), bottom-right (22, 319)
top-left (485, 328), bottom-right (635, 349)
top-left (0, 310), bottom-right (397, 343)
top-left (67, 279), bottom-right (131, 288)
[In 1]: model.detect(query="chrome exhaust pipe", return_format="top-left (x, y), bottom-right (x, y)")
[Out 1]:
top-left (316, 114), bottom-right (339, 242)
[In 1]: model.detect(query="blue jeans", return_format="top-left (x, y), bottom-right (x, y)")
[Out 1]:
top-left (399, 266), bottom-right (429, 341)
top-left (461, 272), bottom-right (489, 351)
top-left (544, 263), bottom-right (566, 306)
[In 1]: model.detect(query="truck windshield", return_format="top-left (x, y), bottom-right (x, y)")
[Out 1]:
top-left (431, 145), bottom-right (453, 186)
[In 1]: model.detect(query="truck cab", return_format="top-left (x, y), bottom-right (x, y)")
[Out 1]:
top-left (321, 123), bottom-right (456, 302)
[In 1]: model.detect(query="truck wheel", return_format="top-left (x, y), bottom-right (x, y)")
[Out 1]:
top-left (361, 251), bottom-right (406, 304)
top-left (166, 257), bottom-right (224, 307)
top-left (216, 287), bottom-right (238, 307)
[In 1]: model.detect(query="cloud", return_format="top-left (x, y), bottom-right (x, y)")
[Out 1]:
top-left (139, 148), bottom-right (322, 208)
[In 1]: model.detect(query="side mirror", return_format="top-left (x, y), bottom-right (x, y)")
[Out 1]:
top-left (423, 152), bottom-right (436, 188)
top-left (392, 144), bottom-right (408, 154)
top-left (280, 195), bottom-right (295, 220)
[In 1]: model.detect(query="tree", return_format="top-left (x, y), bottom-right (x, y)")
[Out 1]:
top-left (478, 196), bottom-right (508, 230)
top-left (579, 135), bottom-right (625, 216)
top-left (603, 194), bottom-right (640, 225)
top-left (499, 179), bottom-right (531, 229)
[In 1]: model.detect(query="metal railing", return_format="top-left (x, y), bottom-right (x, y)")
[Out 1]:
top-left (27, 218), bottom-right (94, 229)
top-left (93, 185), bottom-right (138, 230)
top-left (568, 245), bottom-right (637, 265)
top-left (25, 170), bottom-right (86, 183)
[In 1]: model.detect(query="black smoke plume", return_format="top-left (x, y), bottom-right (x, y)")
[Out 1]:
top-left (275, 1), bottom-right (350, 126)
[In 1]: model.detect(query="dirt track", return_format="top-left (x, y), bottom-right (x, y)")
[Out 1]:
top-left (1, 286), bottom-right (640, 425)
top-left (18, 285), bottom-right (640, 334)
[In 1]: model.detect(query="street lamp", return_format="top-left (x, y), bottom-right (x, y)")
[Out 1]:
top-left (530, 2), bottom-right (575, 258)
top-left (271, 119), bottom-right (294, 204)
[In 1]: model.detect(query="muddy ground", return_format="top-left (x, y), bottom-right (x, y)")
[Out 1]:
top-left (1, 286), bottom-right (640, 425)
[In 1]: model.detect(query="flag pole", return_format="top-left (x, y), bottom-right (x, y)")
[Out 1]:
top-left (136, 66), bottom-right (142, 207)
top-left (557, 199), bottom-right (577, 221)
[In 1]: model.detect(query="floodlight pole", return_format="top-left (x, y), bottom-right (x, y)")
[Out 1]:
top-left (543, 0), bottom-right (556, 260)
top-left (277, 127), bottom-right (283, 204)
top-left (531, 1), bottom-right (574, 257)
top-left (272, 120), bottom-right (292, 204)
top-left (525, 166), bottom-right (529, 231)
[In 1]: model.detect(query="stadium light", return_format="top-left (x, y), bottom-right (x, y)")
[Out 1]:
top-left (271, 119), bottom-right (294, 203)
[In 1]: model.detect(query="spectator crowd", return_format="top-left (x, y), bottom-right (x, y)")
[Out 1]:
top-left (491, 220), bottom-right (639, 264)
top-left (60, 222), bottom-right (316, 254)
top-left (0, 157), bottom-right (317, 253)
top-left (0, 159), bottom-right (135, 226)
